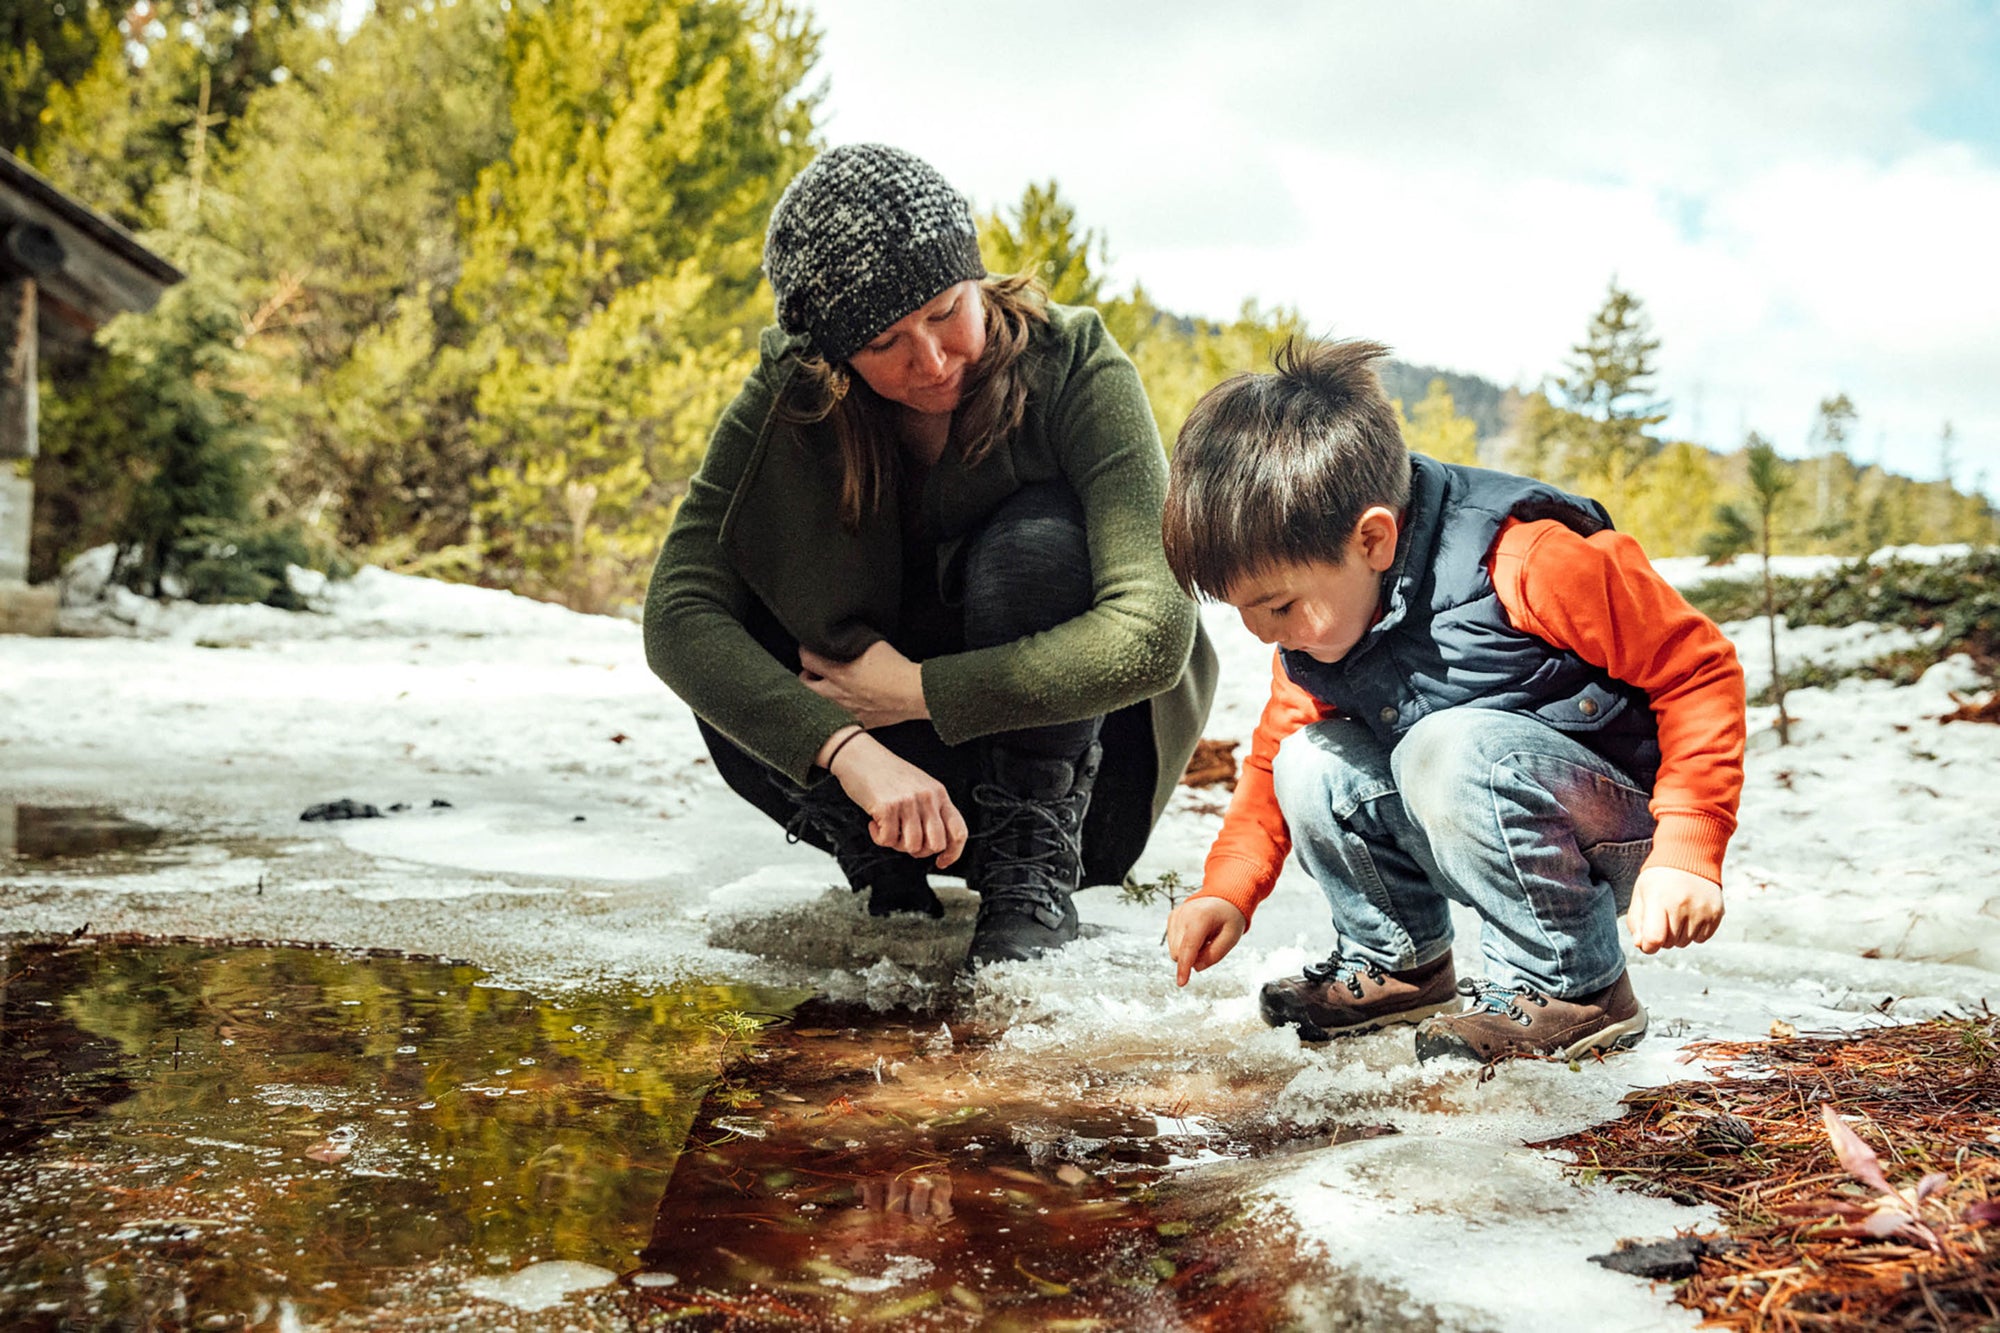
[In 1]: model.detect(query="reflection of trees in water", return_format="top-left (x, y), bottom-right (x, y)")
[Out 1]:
top-left (0, 943), bottom-right (134, 1155)
top-left (1, 806), bottom-right (161, 859)
top-left (632, 1003), bottom-right (1326, 1330)
top-left (0, 940), bottom-right (804, 1329)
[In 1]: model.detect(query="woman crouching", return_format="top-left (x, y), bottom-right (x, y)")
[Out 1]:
top-left (644, 144), bottom-right (1215, 968)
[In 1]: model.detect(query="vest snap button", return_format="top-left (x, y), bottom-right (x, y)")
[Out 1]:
top-left (1578, 698), bottom-right (1599, 717)
top-left (1379, 706), bottom-right (1398, 723)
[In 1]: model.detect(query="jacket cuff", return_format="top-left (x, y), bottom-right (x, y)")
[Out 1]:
top-left (764, 701), bottom-right (862, 787)
top-left (1642, 810), bottom-right (1734, 884)
top-left (919, 652), bottom-right (989, 746)
top-left (1192, 853), bottom-right (1276, 927)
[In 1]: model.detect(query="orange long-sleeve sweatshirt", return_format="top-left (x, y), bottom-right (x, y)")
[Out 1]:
top-left (1192, 518), bottom-right (1747, 926)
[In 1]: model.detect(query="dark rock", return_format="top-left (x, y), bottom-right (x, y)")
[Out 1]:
top-left (430, 798), bottom-right (453, 809)
top-left (301, 799), bottom-right (383, 822)
top-left (1588, 1234), bottom-right (1723, 1280)
top-left (387, 803), bottom-right (409, 813)
top-left (572, 815), bottom-right (586, 822)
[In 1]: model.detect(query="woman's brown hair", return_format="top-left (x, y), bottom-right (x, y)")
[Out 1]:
top-left (777, 273), bottom-right (1051, 531)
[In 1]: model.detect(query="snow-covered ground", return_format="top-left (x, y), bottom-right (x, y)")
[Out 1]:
top-left (5, 548), bottom-right (1998, 1331)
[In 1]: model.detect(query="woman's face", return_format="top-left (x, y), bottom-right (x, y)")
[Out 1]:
top-left (847, 281), bottom-right (987, 416)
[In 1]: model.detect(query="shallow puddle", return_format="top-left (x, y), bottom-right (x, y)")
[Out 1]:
top-left (0, 939), bottom-right (1353, 1329)
top-left (637, 1003), bottom-right (1371, 1330)
top-left (0, 938), bottom-right (801, 1329)
top-left (2, 806), bottom-right (164, 861)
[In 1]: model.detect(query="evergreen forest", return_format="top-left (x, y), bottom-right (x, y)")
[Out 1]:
top-left (8, 0), bottom-right (1996, 612)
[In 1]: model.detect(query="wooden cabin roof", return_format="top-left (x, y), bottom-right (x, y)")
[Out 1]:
top-left (0, 150), bottom-right (185, 341)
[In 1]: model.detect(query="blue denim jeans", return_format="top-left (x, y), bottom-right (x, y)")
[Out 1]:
top-left (1270, 709), bottom-right (1655, 997)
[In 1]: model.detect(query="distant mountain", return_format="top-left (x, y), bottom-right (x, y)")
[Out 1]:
top-left (1380, 361), bottom-right (1509, 440)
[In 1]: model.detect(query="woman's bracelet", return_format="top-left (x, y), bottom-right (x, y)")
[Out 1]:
top-left (820, 725), bottom-right (866, 772)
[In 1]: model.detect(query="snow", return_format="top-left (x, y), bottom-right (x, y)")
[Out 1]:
top-left (1725, 616), bottom-right (1942, 694)
top-left (1652, 541), bottom-right (1976, 590)
top-left (5, 547), bottom-right (1999, 1330)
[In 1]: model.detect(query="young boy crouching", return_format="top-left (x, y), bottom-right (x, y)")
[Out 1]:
top-left (1161, 339), bottom-right (1745, 1064)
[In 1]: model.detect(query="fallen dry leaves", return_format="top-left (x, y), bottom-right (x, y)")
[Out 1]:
top-left (1543, 1015), bottom-right (2000, 1331)
top-left (1179, 739), bottom-right (1240, 790)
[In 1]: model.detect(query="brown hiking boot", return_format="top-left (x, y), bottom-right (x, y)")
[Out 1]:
top-left (1413, 972), bottom-right (1648, 1065)
top-left (1258, 952), bottom-right (1458, 1042)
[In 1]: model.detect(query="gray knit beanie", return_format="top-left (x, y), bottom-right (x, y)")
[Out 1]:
top-left (764, 144), bottom-right (987, 363)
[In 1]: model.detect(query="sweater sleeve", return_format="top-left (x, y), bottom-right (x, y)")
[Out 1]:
top-left (1489, 518), bottom-right (1746, 884)
top-left (642, 362), bottom-right (858, 785)
top-left (1187, 650), bottom-right (1333, 925)
top-left (919, 309), bottom-right (1199, 744)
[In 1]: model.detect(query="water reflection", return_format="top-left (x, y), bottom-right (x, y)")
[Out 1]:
top-left (635, 1002), bottom-right (1358, 1329)
top-left (0, 938), bottom-right (804, 1330)
top-left (0, 941), bottom-right (1356, 1329)
top-left (2, 805), bottom-right (163, 860)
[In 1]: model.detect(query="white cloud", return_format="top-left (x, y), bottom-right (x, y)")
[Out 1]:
top-left (814, 1), bottom-right (1999, 486)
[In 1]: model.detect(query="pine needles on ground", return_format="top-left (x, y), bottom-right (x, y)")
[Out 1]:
top-left (1543, 1016), bottom-right (2000, 1330)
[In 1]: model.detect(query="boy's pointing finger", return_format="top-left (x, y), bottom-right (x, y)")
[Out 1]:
top-left (1167, 915), bottom-right (1200, 987)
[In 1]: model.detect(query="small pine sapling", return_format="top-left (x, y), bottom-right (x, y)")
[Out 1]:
top-left (1120, 870), bottom-right (1190, 943)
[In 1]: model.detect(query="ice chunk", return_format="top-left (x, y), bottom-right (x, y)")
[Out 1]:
top-left (465, 1260), bottom-right (617, 1311)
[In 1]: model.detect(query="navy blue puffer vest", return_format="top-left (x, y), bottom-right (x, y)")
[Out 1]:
top-left (1280, 455), bottom-right (1661, 783)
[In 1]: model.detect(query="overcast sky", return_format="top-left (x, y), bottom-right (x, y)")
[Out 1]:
top-left (811, 1), bottom-right (2000, 491)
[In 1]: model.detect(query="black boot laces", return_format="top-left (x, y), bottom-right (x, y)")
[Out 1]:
top-left (778, 776), bottom-right (903, 889)
top-left (968, 780), bottom-right (1086, 924)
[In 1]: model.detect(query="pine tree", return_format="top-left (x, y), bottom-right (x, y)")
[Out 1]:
top-left (454, 0), bottom-right (819, 609)
top-left (978, 181), bottom-right (1107, 307)
top-left (1560, 279), bottom-right (1666, 425)
top-left (1809, 392), bottom-right (1857, 536)
top-left (26, 0), bottom-right (356, 597)
top-left (1548, 279), bottom-right (1668, 509)
top-left (1933, 422), bottom-right (1962, 540)
top-left (204, 0), bottom-right (514, 560)
top-left (1399, 379), bottom-right (1479, 466)
top-left (1704, 434), bottom-right (1795, 742)
top-left (1746, 436), bottom-right (1796, 741)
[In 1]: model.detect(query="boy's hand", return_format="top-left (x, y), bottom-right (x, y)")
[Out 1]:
top-left (1625, 866), bottom-right (1723, 953)
top-left (1167, 897), bottom-right (1248, 986)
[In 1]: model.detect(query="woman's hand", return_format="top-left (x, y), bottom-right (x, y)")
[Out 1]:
top-left (1625, 866), bottom-right (1724, 953)
top-left (826, 731), bottom-right (968, 869)
top-left (799, 642), bottom-right (929, 728)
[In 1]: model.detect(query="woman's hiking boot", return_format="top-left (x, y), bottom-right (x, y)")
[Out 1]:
top-left (778, 774), bottom-right (944, 919)
top-left (1413, 972), bottom-right (1648, 1064)
top-left (964, 742), bottom-right (1101, 966)
top-left (1258, 951), bottom-right (1458, 1041)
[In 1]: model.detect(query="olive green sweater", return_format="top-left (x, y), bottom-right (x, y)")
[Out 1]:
top-left (643, 303), bottom-right (1207, 798)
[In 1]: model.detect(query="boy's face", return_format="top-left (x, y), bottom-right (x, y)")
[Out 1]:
top-left (1223, 506), bottom-right (1400, 664)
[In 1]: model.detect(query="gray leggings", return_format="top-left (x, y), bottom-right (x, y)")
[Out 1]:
top-left (699, 480), bottom-right (1155, 884)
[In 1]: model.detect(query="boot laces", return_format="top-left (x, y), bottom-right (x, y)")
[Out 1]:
top-left (969, 780), bottom-right (1084, 919)
top-left (1456, 977), bottom-right (1551, 1027)
top-left (778, 776), bottom-right (901, 889)
top-left (1303, 954), bottom-right (1389, 999)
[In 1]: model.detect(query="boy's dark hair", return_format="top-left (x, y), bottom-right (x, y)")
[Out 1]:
top-left (1162, 337), bottom-right (1410, 599)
